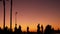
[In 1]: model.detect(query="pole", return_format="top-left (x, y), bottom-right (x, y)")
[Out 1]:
top-left (15, 12), bottom-right (17, 28)
top-left (3, 0), bottom-right (5, 29)
top-left (10, 0), bottom-right (12, 30)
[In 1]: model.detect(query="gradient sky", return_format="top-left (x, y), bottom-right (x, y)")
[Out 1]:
top-left (0, 0), bottom-right (60, 32)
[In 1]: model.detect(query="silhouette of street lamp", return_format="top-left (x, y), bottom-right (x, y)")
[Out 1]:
top-left (0, 0), bottom-right (5, 29)
top-left (0, 0), bottom-right (10, 29)
top-left (15, 12), bottom-right (18, 28)
top-left (0, 0), bottom-right (6, 29)
top-left (0, 0), bottom-right (12, 30)
top-left (3, 0), bottom-right (5, 29)
top-left (10, 0), bottom-right (12, 31)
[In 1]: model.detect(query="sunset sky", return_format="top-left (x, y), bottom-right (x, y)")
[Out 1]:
top-left (0, 0), bottom-right (60, 32)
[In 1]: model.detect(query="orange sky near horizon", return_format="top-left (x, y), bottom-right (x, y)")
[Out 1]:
top-left (0, 0), bottom-right (60, 32)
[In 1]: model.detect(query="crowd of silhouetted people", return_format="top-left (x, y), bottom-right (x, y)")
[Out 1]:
top-left (0, 24), bottom-right (60, 34)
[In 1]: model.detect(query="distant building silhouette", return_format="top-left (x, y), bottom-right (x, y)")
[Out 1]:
top-left (37, 24), bottom-right (40, 34)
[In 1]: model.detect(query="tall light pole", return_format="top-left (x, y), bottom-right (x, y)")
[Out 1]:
top-left (15, 12), bottom-right (17, 28)
top-left (10, 0), bottom-right (12, 30)
top-left (0, 0), bottom-right (5, 29)
top-left (3, 0), bottom-right (5, 29)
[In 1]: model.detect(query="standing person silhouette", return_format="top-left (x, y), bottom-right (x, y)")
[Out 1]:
top-left (37, 24), bottom-right (40, 34)
top-left (27, 26), bottom-right (29, 34)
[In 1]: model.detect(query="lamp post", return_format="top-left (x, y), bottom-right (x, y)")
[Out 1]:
top-left (3, 0), bottom-right (5, 29)
top-left (15, 12), bottom-right (18, 28)
top-left (10, 0), bottom-right (12, 31)
top-left (0, 0), bottom-right (5, 29)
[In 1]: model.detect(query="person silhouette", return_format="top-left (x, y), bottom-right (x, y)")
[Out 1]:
top-left (17, 25), bottom-right (22, 34)
top-left (0, 27), bottom-right (2, 34)
top-left (41, 25), bottom-right (43, 34)
top-left (37, 24), bottom-right (40, 34)
top-left (14, 25), bottom-right (17, 34)
top-left (44, 25), bottom-right (52, 34)
top-left (27, 26), bottom-right (29, 34)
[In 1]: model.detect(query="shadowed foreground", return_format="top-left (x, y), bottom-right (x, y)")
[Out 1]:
top-left (0, 24), bottom-right (60, 34)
